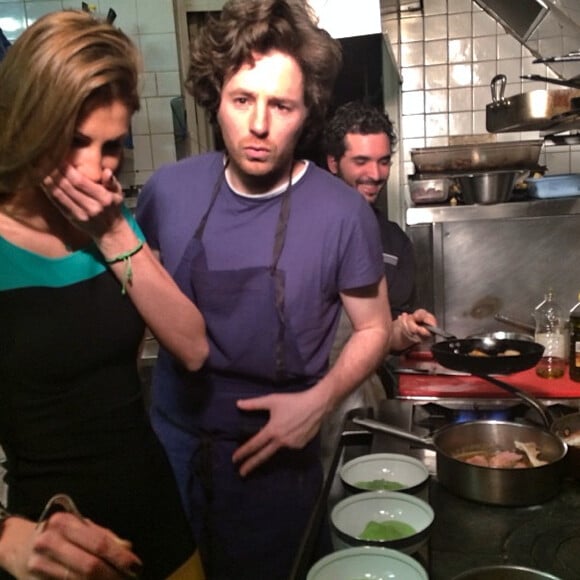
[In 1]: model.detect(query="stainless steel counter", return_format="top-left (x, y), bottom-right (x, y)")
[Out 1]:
top-left (406, 196), bottom-right (580, 225)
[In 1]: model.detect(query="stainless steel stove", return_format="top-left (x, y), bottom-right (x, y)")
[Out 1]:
top-left (291, 398), bottom-right (580, 580)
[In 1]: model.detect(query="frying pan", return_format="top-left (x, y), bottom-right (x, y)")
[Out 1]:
top-left (423, 324), bottom-right (550, 427)
top-left (423, 324), bottom-right (544, 376)
top-left (431, 338), bottom-right (544, 375)
top-left (353, 417), bottom-right (566, 506)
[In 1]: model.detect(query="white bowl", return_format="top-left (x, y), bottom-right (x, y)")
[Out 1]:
top-left (307, 546), bottom-right (428, 580)
top-left (331, 490), bottom-right (434, 555)
top-left (340, 453), bottom-right (430, 495)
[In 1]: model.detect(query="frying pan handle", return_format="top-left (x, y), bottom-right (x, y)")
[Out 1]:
top-left (422, 323), bottom-right (457, 340)
top-left (352, 417), bottom-right (436, 449)
top-left (474, 374), bottom-right (552, 428)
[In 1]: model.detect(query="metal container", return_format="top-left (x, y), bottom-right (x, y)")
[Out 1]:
top-left (486, 74), bottom-right (580, 133)
top-left (353, 418), bottom-right (567, 507)
top-left (408, 175), bottom-right (450, 204)
top-left (456, 170), bottom-right (524, 204)
top-left (410, 141), bottom-right (542, 174)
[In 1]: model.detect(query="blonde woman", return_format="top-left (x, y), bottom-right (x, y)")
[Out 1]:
top-left (0, 10), bottom-right (207, 579)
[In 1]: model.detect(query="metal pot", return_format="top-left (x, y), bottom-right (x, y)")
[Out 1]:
top-left (456, 170), bottom-right (524, 205)
top-left (452, 564), bottom-right (563, 579)
top-left (487, 73), bottom-right (580, 133)
top-left (353, 417), bottom-right (566, 506)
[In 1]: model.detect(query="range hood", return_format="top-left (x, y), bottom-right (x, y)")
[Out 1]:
top-left (473, 0), bottom-right (580, 82)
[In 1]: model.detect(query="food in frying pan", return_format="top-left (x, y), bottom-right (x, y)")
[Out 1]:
top-left (468, 348), bottom-right (521, 357)
top-left (453, 440), bottom-right (546, 468)
top-left (355, 479), bottom-right (405, 491)
top-left (359, 519), bottom-right (416, 541)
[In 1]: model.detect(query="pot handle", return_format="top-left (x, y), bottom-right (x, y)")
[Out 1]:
top-left (493, 313), bottom-right (535, 333)
top-left (474, 374), bottom-right (552, 428)
top-left (352, 417), bottom-right (436, 449)
top-left (490, 74), bottom-right (507, 104)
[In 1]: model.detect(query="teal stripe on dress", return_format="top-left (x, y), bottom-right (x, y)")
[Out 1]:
top-left (0, 204), bottom-right (145, 291)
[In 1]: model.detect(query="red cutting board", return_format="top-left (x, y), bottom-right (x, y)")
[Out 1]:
top-left (397, 352), bottom-right (580, 398)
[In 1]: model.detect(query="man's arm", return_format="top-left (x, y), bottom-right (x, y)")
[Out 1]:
top-left (233, 278), bottom-right (391, 476)
top-left (317, 277), bottom-right (392, 411)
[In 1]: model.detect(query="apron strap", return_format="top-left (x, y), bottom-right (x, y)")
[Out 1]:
top-left (194, 164), bottom-right (227, 241)
top-left (270, 171), bottom-right (293, 380)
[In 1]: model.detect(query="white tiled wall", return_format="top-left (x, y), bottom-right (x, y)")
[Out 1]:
top-left (0, 0), bottom-right (181, 187)
top-left (382, 0), bottom-right (580, 210)
top-left (4, 0), bottom-right (580, 194)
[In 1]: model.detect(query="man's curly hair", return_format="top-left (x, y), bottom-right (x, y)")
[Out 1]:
top-left (323, 101), bottom-right (398, 161)
top-left (186, 0), bottom-right (342, 148)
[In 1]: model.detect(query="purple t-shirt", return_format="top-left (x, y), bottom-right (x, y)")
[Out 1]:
top-left (136, 152), bottom-right (383, 382)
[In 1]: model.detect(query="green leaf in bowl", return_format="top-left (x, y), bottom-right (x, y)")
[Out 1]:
top-left (355, 479), bottom-right (405, 491)
top-left (359, 520), bottom-right (416, 541)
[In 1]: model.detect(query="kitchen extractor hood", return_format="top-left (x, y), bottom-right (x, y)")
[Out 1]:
top-left (473, 0), bottom-right (580, 82)
top-left (473, 0), bottom-right (549, 42)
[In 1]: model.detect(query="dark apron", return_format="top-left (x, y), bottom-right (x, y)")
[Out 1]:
top-left (152, 167), bottom-right (328, 580)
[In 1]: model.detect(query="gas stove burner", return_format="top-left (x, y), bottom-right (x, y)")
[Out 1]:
top-left (506, 516), bottom-right (580, 580)
top-left (412, 401), bottom-right (530, 433)
top-left (454, 408), bottom-right (511, 423)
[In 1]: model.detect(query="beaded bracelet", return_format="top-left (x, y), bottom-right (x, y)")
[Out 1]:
top-left (105, 240), bottom-right (144, 295)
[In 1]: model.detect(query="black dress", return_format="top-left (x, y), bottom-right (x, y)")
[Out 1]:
top-left (0, 216), bottom-right (196, 579)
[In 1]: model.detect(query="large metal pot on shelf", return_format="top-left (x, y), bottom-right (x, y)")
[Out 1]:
top-left (454, 169), bottom-right (527, 205)
top-left (486, 73), bottom-right (580, 133)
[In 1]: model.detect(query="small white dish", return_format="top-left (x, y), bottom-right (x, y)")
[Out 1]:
top-left (330, 490), bottom-right (434, 555)
top-left (340, 452), bottom-right (429, 496)
top-left (307, 546), bottom-right (428, 580)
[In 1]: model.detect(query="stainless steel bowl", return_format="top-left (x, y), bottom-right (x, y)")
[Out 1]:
top-left (457, 170), bottom-right (524, 204)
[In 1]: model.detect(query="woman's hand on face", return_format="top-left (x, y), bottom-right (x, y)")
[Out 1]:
top-left (42, 164), bottom-right (125, 240)
top-left (5, 514), bottom-right (142, 579)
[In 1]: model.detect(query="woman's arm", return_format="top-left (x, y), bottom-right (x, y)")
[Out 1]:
top-left (43, 165), bottom-right (209, 372)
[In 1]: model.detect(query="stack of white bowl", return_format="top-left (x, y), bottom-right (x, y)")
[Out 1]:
top-left (307, 453), bottom-right (433, 580)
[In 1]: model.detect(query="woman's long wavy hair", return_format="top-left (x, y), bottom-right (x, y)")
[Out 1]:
top-left (186, 0), bottom-right (342, 149)
top-left (0, 10), bottom-right (141, 195)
